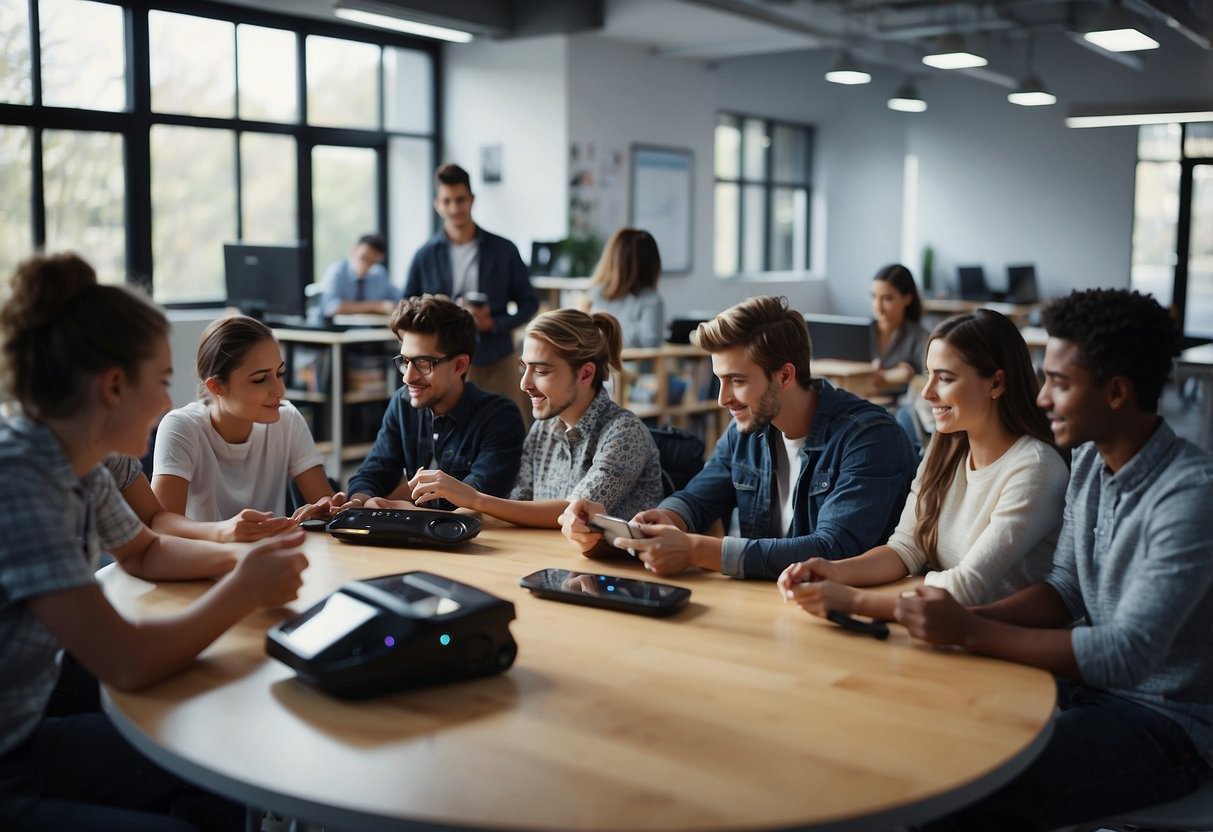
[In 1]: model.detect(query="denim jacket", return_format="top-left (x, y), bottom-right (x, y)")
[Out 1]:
top-left (347, 382), bottom-right (524, 506)
top-left (403, 227), bottom-right (539, 366)
top-left (658, 380), bottom-right (917, 580)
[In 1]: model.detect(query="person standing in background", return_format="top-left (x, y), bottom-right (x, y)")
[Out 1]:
top-left (403, 164), bottom-right (539, 419)
top-left (312, 233), bottom-right (399, 321)
top-left (585, 228), bottom-right (665, 349)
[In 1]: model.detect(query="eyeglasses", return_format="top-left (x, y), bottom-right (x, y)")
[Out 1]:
top-left (392, 353), bottom-right (456, 376)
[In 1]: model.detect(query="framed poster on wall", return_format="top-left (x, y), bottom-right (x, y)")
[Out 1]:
top-left (630, 145), bottom-right (693, 273)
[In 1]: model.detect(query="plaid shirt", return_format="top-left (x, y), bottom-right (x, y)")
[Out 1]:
top-left (511, 388), bottom-right (664, 519)
top-left (0, 417), bottom-right (143, 756)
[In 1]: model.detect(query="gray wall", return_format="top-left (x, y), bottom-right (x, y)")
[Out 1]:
top-left (436, 21), bottom-right (1213, 322)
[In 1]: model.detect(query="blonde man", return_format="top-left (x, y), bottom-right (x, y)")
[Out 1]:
top-left (405, 308), bottom-right (664, 528)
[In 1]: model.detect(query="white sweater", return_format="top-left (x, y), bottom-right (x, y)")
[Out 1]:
top-left (886, 434), bottom-right (1068, 605)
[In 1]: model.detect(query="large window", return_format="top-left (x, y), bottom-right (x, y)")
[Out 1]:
top-left (0, 1), bottom-right (438, 304)
top-left (1131, 123), bottom-right (1213, 341)
top-left (714, 113), bottom-right (814, 276)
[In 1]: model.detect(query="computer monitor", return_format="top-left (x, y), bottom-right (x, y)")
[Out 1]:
top-left (957, 265), bottom-right (997, 301)
top-left (530, 241), bottom-right (564, 276)
top-left (667, 313), bottom-right (716, 345)
top-left (803, 314), bottom-right (871, 361)
top-left (223, 242), bottom-right (309, 322)
top-left (1005, 264), bottom-right (1040, 304)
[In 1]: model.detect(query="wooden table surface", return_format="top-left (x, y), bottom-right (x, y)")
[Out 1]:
top-left (99, 525), bottom-right (1055, 832)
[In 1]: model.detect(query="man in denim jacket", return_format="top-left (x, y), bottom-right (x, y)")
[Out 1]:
top-left (341, 296), bottom-right (524, 511)
top-left (562, 296), bottom-right (917, 580)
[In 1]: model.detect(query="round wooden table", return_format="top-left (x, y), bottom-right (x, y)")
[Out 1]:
top-left (99, 523), bottom-right (1055, 831)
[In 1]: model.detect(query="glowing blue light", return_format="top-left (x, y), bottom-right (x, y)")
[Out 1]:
top-left (384, 636), bottom-right (395, 647)
top-left (607, 585), bottom-right (615, 592)
top-left (439, 633), bottom-right (451, 646)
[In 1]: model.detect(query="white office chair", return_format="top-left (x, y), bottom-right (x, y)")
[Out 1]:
top-left (1074, 774), bottom-right (1213, 831)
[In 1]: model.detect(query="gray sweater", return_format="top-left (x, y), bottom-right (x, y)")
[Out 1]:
top-left (1045, 421), bottom-right (1213, 761)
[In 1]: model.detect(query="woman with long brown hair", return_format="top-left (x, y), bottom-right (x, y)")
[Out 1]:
top-left (778, 309), bottom-right (1068, 620)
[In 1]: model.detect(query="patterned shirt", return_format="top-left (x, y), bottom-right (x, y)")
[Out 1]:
top-left (103, 453), bottom-right (144, 491)
top-left (0, 417), bottom-right (143, 756)
top-left (511, 388), bottom-right (664, 519)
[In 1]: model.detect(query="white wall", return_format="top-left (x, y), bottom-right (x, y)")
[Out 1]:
top-left (443, 35), bottom-right (570, 260)
top-left (439, 22), bottom-right (1213, 323)
top-left (567, 35), bottom-right (831, 318)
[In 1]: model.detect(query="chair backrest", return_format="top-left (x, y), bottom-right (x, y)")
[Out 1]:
top-left (647, 425), bottom-right (705, 497)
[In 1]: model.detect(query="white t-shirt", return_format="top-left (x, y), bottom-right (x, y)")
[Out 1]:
top-left (153, 400), bottom-right (323, 521)
top-left (885, 434), bottom-right (1069, 605)
top-left (772, 432), bottom-right (806, 537)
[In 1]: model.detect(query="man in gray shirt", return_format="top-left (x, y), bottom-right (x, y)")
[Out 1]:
top-left (899, 289), bottom-right (1213, 831)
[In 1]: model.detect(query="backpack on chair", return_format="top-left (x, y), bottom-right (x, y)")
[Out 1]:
top-left (647, 425), bottom-right (705, 497)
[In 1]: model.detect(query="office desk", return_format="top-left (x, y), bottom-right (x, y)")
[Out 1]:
top-left (1178, 343), bottom-right (1213, 449)
top-left (923, 299), bottom-right (1038, 328)
top-left (99, 527), bottom-right (1055, 832)
top-left (812, 358), bottom-right (877, 398)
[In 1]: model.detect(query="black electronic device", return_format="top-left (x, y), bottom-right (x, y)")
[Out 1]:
top-left (1005, 264), bottom-right (1040, 304)
top-left (803, 313), bottom-right (871, 361)
top-left (826, 611), bottom-right (890, 640)
top-left (463, 291), bottom-right (489, 307)
top-left (266, 571), bottom-right (517, 698)
top-left (588, 513), bottom-right (642, 552)
top-left (957, 265), bottom-right (1006, 302)
top-left (223, 241), bottom-right (310, 322)
top-left (300, 518), bottom-right (329, 532)
top-left (519, 568), bottom-right (691, 617)
top-left (667, 314), bottom-right (715, 345)
top-left (327, 508), bottom-right (481, 548)
top-left (530, 240), bottom-right (563, 276)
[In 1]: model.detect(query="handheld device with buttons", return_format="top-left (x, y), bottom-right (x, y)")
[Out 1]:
top-left (266, 571), bottom-right (516, 698)
top-left (326, 508), bottom-right (480, 548)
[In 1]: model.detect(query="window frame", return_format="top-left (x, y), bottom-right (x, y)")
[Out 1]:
top-left (714, 111), bottom-right (814, 277)
top-left (0, 0), bottom-right (441, 304)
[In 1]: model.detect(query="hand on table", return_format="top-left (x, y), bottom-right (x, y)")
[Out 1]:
top-left (895, 585), bottom-right (973, 646)
top-left (226, 529), bottom-right (309, 607)
top-left (217, 509), bottom-right (296, 543)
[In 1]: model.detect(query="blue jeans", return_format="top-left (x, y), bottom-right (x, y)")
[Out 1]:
top-left (919, 679), bottom-right (1209, 831)
top-left (0, 655), bottom-right (244, 831)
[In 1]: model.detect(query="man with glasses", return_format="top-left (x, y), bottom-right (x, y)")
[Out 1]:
top-left (337, 296), bottom-right (525, 511)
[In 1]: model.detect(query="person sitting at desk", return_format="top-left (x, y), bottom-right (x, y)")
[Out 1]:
top-left (869, 263), bottom-right (929, 393)
top-left (560, 295), bottom-right (918, 579)
top-left (335, 296), bottom-right (524, 510)
top-left (898, 289), bottom-right (1213, 832)
top-left (404, 163), bottom-right (539, 417)
top-left (106, 453), bottom-right (298, 542)
top-left (585, 227), bottom-right (664, 349)
top-left (152, 315), bottom-right (337, 525)
top-left (0, 253), bottom-right (307, 831)
top-left (312, 232), bottom-right (399, 321)
top-left (778, 309), bottom-right (1068, 620)
top-left (402, 309), bottom-right (664, 527)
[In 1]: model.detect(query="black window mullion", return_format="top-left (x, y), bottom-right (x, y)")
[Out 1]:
top-left (232, 24), bottom-right (243, 240)
top-left (126, 3), bottom-right (152, 290)
top-left (296, 30), bottom-right (312, 280)
top-left (763, 118), bottom-right (773, 272)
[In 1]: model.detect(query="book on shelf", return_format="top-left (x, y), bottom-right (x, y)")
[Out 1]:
top-left (345, 352), bottom-right (389, 396)
top-left (290, 346), bottom-right (329, 394)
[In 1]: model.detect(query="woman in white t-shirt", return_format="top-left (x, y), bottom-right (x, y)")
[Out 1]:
top-left (152, 315), bottom-right (335, 523)
top-left (777, 309), bottom-right (1068, 619)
